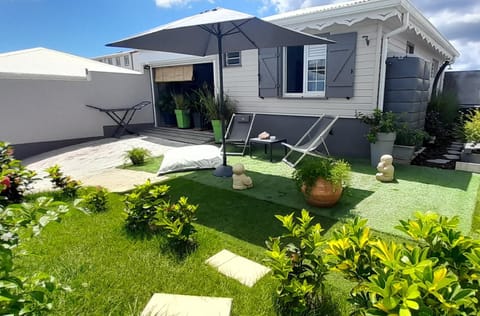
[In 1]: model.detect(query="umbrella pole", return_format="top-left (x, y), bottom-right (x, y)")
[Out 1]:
top-left (213, 33), bottom-right (233, 177)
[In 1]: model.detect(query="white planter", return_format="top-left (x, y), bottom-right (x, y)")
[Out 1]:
top-left (393, 144), bottom-right (415, 164)
top-left (370, 132), bottom-right (396, 167)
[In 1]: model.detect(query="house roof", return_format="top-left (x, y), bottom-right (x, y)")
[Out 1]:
top-left (266, 0), bottom-right (459, 60)
top-left (0, 47), bottom-right (141, 80)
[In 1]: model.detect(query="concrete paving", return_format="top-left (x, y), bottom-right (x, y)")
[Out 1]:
top-left (141, 293), bottom-right (232, 316)
top-left (206, 249), bottom-right (271, 287)
top-left (24, 136), bottom-right (182, 192)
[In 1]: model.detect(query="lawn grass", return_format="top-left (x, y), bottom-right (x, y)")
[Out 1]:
top-left (135, 155), bottom-right (480, 236)
top-left (18, 179), bottom-right (354, 315)
top-left (18, 153), bottom-right (480, 315)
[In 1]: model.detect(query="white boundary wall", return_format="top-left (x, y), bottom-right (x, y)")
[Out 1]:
top-left (0, 71), bottom-right (153, 145)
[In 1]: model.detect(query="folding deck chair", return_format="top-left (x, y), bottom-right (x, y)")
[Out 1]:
top-left (282, 115), bottom-right (339, 168)
top-left (221, 113), bottom-right (256, 156)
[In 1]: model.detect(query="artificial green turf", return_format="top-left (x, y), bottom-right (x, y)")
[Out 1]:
top-left (18, 179), bottom-right (353, 315)
top-left (140, 155), bottom-right (480, 236)
top-left (120, 156), bottom-right (164, 173)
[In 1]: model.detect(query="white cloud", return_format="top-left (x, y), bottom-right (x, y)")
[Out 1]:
top-left (154, 0), bottom-right (193, 8)
top-left (450, 39), bottom-right (480, 71)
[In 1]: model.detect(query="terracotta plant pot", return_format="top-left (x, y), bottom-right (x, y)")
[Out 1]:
top-left (301, 178), bottom-right (343, 207)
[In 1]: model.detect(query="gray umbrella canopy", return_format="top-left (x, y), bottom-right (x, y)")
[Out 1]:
top-left (108, 7), bottom-right (333, 177)
top-left (107, 8), bottom-right (333, 56)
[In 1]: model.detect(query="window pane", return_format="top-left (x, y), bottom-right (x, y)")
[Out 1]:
top-left (286, 46), bottom-right (304, 93)
top-left (124, 55), bottom-right (130, 66)
top-left (306, 59), bottom-right (325, 92)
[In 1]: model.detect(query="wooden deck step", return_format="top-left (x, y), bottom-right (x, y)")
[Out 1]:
top-left (139, 127), bottom-right (215, 145)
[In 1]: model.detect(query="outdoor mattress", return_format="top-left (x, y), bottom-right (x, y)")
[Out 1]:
top-left (157, 144), bottom-right (222, 175)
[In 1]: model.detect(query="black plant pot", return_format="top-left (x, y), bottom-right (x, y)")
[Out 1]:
top-left (160, 111), bottom-right (177, 127)
top-left (192, 112), bottom-right (208, 130)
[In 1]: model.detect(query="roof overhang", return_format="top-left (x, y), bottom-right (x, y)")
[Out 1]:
top-left (266, 0), bottom-right (459, 61)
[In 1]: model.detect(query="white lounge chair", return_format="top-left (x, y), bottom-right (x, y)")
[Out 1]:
top-left (282, 115), bottom-right (339, 167)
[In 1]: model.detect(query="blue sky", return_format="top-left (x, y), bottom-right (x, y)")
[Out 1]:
top-left (1, 0), bottom-right (479, 70)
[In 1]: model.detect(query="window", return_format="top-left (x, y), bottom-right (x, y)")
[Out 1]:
top-left (406, 42), bottom-right (415, 54)
top-left (107, 58), bottom-right (113, 65)
top-left (224, 52), bottom-right (241, 66)
top-left (124, 55), bottom-right (130, 66)
top-left (115, 57), bottom-right (121, 66)
top-left (283, 44), bottom-right (327, 97)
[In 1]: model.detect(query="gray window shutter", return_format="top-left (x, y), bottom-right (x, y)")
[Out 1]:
top-left (326, 32), bottom-right (357, 98)
top-left (258, 47), bottom-right (281, 98)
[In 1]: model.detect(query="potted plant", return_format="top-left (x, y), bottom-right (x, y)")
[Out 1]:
top-left (393, 124), bottom-right (428, 164)
top-left (190, 87), bottom-right (209, 130)
top-left (195, 85), bottom-right (235, 143)
top-left (156, 91), bottom-right (176, 127)
top-left (293, 157), bottom-right (351, 207)
top-left (357, 109), bottom-right (397, 167)
top-left (172, 93), bottom-right (191, 129)
top-left (461, 108), bottom-right (480, 163)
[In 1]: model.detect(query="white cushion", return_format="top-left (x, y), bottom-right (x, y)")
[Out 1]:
top-left (158, 145), bottom-right (222, 175)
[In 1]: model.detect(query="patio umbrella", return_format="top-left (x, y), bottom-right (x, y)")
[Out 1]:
top-left (108, 7), bottom-right (333, 177)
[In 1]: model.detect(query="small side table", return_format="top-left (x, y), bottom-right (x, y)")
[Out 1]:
top-left (249, 137), bottom-right (287, 162)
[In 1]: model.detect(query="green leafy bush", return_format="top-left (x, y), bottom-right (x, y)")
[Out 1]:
top-left (395, 124), bottom-right (429, 147)
top-left (331, 212), bottom-right (480, 316)
top-left (428, 92), bottom-right (459, 126)
top-left (154, 196), bottom-right (198, 249)
top-left (45, 164), bottom-right (81, 198)
top-left (123, 179), bottom-right (170, 233)
top-left (80, 186), bottom-right (109, 213)
top-left (264, 210), bottom-right (330, 314)
top-left (463, 109), bottom-right (480, 144)
top-left (0, 142), bottom-right (36, 204)
top-left (357, 109), bottom-right (397, 143)
top-left (0, 197), bottom-right (72, 315)
top-left (125, 147), bottom-right (151, 166)
top-left (266, 211), bottom-right (480, 315)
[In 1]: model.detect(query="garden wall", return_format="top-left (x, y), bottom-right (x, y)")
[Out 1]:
top-left (0, 71), bottom-right (154, 158)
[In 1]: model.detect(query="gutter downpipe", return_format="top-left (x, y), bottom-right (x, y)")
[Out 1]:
top-left (148, 66), bottom-right (158, 127)
top-left (377, 11), bottom-right (410, 111)
top-left (430, 60), bottom-right (450, 100)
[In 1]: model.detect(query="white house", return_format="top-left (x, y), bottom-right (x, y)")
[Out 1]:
top-left (0, 48), bottom-right (153, 158)
top-left (93, 50), bottom-right (136, 70)
top-left (128, 0), bottom-right (458, 157)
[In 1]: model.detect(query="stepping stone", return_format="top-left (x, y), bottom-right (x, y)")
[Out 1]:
top-left (448, 150), bottom-right (461, 155)
top-left (141, 293), bottom-right (232, 316)
top-left (427, 159), bottom-right (451, 164)
top-left (451, 142), bottom-right (464, 146)
top-left (443, 154), bottom-right (460, 160)
top-left (206, 249), bottom-right (270, 287)
top-left (448, 146), bottom-right (463, 150)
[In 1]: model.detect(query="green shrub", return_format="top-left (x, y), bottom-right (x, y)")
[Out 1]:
top-left (357, 109), bottom-right (397, 143)
top-left (464, 109), bottom-right (480, 144)
top-left (0, 197), bottom-right (72, 315)
top-left (428, 92), bottom-right (459, 126)
top-left (330, 212), bottom-right (480, 316)
top-left (123, 179), bottom-right (169, 233)
top-left (80, 186), bottom-right (109, 213)
top-left (264, 210), bottom-right (330, 315)
top-left (0, 142), bottom-right (36, 204)
top-left (154, 196), bottom-right (198, 249)
top-left (125, 147), bottom-right (151, 166)
top-left (395, 124), bottom-right (429, 147)
top-left (45, 164), bottom-right (81, 198)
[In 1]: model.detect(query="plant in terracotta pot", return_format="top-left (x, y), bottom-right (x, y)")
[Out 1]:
top-left (293, 157), bottom-right (351, 207)
top-left (357, 109), bottom-right (397, 166)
